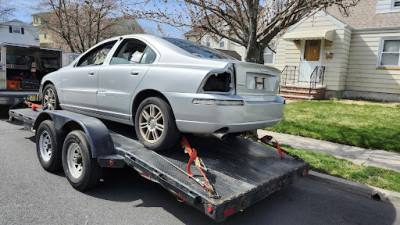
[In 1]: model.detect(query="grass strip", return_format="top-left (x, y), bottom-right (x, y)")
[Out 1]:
top-left (268, 100), bottom-right (400, 153)
top-left (282, 144), bottom-right (400, 193)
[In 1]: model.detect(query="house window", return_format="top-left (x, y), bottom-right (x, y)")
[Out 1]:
top-left (378, 38), bottom-right (400, 67)
top-left (8, 26), bottom-right (24, 34)
top-left (393, 0), bottom-right (400, 8)
top-left (264, 47), bottom-right (275, 65)
top-left (219, 38), bottom-right (225, 48)
top-left (44, 33), bottom-right (47, 39)
top-left (206, 36), bottom-right (211, 47)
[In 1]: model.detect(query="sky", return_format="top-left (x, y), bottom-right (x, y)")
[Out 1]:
top-left (8, 0), bottom-right (186, 38)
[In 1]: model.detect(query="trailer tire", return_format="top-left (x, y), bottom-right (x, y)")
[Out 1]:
top-left (135, 97), bottom-right (180, 151)
top-left (42, 84), bottom-right (60, 110)
top-left (36, 120), bottom-right (66, 172)
top-left (62, 130), bottom-right (102, 191)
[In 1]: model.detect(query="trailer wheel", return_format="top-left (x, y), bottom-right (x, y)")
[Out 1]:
top-left (42, 84), bottom-right (60, 110)
top-left (36, 120), bottom-right (65, 172)
top-left (135, 97), bottom-right (180, 151)
top-left (62, 130), bottom-right (102, 191)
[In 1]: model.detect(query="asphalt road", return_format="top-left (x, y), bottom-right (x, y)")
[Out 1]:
top-left (0, 108), bottom-right (399, 225)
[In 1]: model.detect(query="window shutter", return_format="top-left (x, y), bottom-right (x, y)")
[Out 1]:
top-left (21, 28), bottom-right (24, 34)
top-left (9, 26), bottom-right (12, 33)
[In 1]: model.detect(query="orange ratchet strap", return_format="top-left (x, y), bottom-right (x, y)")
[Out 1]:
top-left (260, 135), bottom-right (286, 159)
top-left (181, 136), bottom-right (216, 196)
top-left (259, 135), bottom-right (304, 162)
top-left (25, 100), bottom-right (42, 111)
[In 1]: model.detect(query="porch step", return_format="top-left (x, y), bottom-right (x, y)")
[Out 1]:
top-left (279, 85), bottom-right (326, 101)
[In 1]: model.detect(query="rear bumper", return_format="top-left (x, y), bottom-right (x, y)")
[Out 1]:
top-left (0, 91), bottom-right (39, 105)
top-left (164, 92), bottom-right (285, 133)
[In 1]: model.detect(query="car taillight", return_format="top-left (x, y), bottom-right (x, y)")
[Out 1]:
top-left (198, 64), bottom-right (235, 94)
top-left (202, 72), bottom-right (232, 92)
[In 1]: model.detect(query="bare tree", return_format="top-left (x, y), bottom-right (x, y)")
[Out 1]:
top-left (135, 0), bottom-right (359, 64)
top-left (0, 0), bottom-right (15, 21)
top-left (39, 0), bottom-right (128, 53)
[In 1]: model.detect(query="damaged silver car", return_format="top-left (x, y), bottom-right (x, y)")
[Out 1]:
top-left (40, 34), bottom-right (285, 150)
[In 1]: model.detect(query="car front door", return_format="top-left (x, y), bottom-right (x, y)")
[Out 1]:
top-left (60, 41), bottom-right (117, 111)
top-left (97, 38), bottom-right (157, 120)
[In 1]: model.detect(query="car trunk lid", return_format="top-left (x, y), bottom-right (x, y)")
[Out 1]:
top-left (234, 62), bottom-right (280, 96)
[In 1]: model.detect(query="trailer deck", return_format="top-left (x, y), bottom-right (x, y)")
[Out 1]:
top-left (9, 107), bottom-right (309, 222)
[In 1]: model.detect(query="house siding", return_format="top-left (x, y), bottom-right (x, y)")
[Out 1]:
top-left (0, 21), bottom-right (39, 46)
top-left (376, 0), bottom-right (397, 13)
top-left (346, 32), bottom-right (400, 96)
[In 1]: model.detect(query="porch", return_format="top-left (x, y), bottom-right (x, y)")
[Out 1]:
top-left (279, 65), bottom-right (326, 101)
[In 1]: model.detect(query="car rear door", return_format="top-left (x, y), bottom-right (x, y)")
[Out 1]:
top-left (60, 41), bottom-right (117, 110)
top-left (97, 38), bottom-right (157, 121)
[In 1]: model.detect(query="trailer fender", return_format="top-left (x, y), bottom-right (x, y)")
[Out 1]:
top-left (33, 110), bottom-right (115, 158)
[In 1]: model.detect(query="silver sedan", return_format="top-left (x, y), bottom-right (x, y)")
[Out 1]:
top-left (40, 34), bottom-right (285, 150)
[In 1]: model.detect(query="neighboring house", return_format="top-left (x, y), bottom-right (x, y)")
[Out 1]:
top-left (32, 13), bottom-right (53, 48)
top-left (274, 0), bottom-right (400, 101)
top-left (110, 17), bottom-right (144, 36)
top-left (184, 30), bottom-right (278, 65)
top-left (184, 30), bottom-right (246, 61)
top-left (0, 20), bottom-right (39, 46)
top-left (32, 13), bottom-right (144, 49)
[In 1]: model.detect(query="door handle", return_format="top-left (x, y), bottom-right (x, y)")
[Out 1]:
top-left (88, 71), bottom-right (95, 76)
top-left (131, 70), bottom-right (140, 76)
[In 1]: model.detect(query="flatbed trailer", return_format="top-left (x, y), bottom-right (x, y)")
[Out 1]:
top-left (9, 106), bottom-right (309, 222)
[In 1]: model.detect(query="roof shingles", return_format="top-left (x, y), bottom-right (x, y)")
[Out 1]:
top-left (326, 0), bottom-right (400, 29)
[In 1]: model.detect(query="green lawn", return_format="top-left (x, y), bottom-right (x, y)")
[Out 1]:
top-left (280, 145), bottom-right (400, 192)
top-left (268, 100), bottom-right (400, 153)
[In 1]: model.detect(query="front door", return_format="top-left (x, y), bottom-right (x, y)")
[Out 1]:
top-left (60, 41), bottom-right (117, 110)
top-left (97, 38), bottom-right (156, 120)
top-left (299, 40), bottom-right (322, 82)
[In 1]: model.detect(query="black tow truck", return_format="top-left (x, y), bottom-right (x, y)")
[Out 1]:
top-left (8, 101), bottom-right (309, 222)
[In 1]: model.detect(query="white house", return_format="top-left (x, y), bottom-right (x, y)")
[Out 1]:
top-left (0, 20), bottom-right (39, 46)
top-left (274, 0), bottom-right (400, 101)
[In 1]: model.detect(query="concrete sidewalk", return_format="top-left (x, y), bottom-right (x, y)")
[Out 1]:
top-left (257, 130), bottom-right (400, 172)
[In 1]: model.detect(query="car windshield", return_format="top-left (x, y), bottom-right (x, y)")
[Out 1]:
top-left (163, 37), bottom-right (236, 60)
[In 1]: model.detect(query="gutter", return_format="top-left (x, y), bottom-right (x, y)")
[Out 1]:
top-left (353, 26), bottom-right (400, 34)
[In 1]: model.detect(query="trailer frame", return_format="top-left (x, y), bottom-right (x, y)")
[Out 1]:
top-left (9, 106), bottom-right (309, 222)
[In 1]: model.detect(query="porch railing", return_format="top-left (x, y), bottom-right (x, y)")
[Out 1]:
top-left (309, 66), bottom-right (325, 95)
top-left (280, 66), bottom-right (297, 89)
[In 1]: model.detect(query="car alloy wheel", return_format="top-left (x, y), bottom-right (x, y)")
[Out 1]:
top-left (138, 104), bottom-right (165, 144)
top-left (43, 88), bottom-right (57, 110)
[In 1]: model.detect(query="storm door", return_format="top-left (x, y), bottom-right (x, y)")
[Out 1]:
top-left (299, 40), bottom-right (323, 82)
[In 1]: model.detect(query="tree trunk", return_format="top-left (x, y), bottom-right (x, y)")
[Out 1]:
top-left (245, 43), bottom-right (264, 64)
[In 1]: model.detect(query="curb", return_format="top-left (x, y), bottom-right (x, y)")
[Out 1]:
top-left (306, 171), bottom-right (400, 207)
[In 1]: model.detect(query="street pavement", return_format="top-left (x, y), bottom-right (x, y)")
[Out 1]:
top-left (0, 109), bottom-right (399, 225)
top-left (258, 130), bottom-right (400, 172)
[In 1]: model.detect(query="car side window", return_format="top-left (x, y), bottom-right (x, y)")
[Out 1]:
top-left (110, 39), bottom-right (156, 65)
top-left (77, 41), bottom-right (117, 67)
top-left (140, 47), bottom-right (157, 64)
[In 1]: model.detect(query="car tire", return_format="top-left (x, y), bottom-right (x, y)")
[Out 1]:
top-left (135, 97), bottom-right (180, 151)
top-left (42, 84), bottom-right (60, 110)
top-left (62, 130), bottom-right (102, 191)
top-left (36, 120), bottom-right (66, 172)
